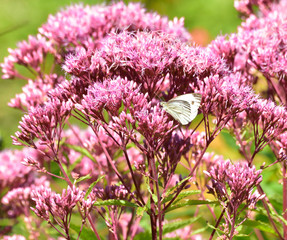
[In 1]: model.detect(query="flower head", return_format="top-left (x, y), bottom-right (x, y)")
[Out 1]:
top-left (13, 97), bottom-right (73, 148)
top-left (1, 35), bottom-right (55, 79)
top-left (205, 160), bottom-right (264, 213)
top-left (31, 186), bottom-right (84, 222)
top-left (2, 177), bottom-right (50, 217)
top-left (39, 2), bottom-right (189, 49)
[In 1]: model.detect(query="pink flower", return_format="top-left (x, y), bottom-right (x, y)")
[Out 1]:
top-left (31, 185), bottom-right (84, 222)
top-left (77, 76), bottom-right (174, 145)
top-left (13, 98), bottom-right (73, 148)
top-left (2, 177), bottom-right (50, 217)
top-left (9, 74), bottom-right (64, 110)
top-left (39, 2), bottom-right (189, 49)
top-left (90, 185), bottom-right (129, 201)
top-left (1, 34), bottom-right (55, 79)
top-left (234, 0), bottom-right (276, 15)
top-left (0, 149), bottom-right (33, 192)
top-left (205, 159), bottom-right (264, 212)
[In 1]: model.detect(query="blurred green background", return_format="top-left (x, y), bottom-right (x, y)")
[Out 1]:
top-left (0, 0), bottom-right (240, 149)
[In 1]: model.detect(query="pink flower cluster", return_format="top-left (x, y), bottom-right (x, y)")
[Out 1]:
top-left (205, 160), bottom-right (264, 211)
top-left (204, 160), bottom-right (265, 238)
top-left (39, 2), bottom-right (190, 48)
top-left (31, 186), bottom-right (84, 221)
top-left (0, 149), bottom-right (33, 192)
top-left (1, 35), bottom-right (55, 79)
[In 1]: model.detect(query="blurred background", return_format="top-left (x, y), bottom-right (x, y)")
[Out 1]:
top-left (0, 0), bottom-right (240, 150)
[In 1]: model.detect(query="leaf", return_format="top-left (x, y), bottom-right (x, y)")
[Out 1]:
top-left (126, 141), bottom-right (137, 150)
top-left (134, 231), bottom-right (152, 240)
top-left (65, 144), bottom-right (96, 162)
top-left (136, 205), bottom-right (147, 217)
top-left (162, 216), bottom-right (200, 235)
top-left (113, 148), bottom-right (123, 160)
top-left (75, 174), bottom-right (92, 184)
top-left (242, 219), bottom-right (277, 235)
top-left (144, 176), bottom-right (158, 204)
top-left (164, 176), bottom-right (192, 197)
top-left (206, 221), bottom-right (225, 234)
top-left (206, 221), bottom-right (252, 239)
top-left (255, 206), bottom-right (286, 225)
top-left (118, 101), bottom-right (125, 115)
top-left (61, 163), bottom-right (68, 176)
top-left (102, 108), bottom-right (110, 122)
top-left (68, 155), bottom-right (84, 173)
top-left (166, 199), bottom-right (218, 213)
top-left (158, 179), bottom-right (163, 188)
top-left (70, 222), bottom-right (104, 240)
top-left (162, 190), bottom-right (200, 204)
top-left (190, 225), bottom-right (209, 235)
top-left (84, 175), bottom-right (106, 199)
top-left (93, 199), bottom-right (138, 208)
top-left (136, 197), bottom-right (151, 217)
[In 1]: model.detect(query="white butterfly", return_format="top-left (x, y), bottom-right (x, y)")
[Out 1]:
top-left (160, 93), bottom-right (202, 125)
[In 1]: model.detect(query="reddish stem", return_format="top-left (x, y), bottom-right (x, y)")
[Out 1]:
top-left (209, 209), bottom-right (225, 240)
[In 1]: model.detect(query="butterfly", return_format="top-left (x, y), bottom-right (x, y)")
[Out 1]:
top-left (160, 93), bottom-right (202, 125)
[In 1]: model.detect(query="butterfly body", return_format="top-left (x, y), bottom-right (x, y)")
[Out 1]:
top-left (160, 93), bottom-right (202, 125)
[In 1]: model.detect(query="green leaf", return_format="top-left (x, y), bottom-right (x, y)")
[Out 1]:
top-left (136, 197), bottom-right (151, 217)
top-left (242, 219), bottom-right (277, 235)
top-left (166, 199), bottom-right (218, 212)
top-left (102, 108), bottom-right (110, 123)
top-left (61, 163), bottom-right (68, 176)
top-left (118, 101), bottom-right (125, 115)
top-left (75, 174), bottom-right (92, 184)
top-left (84, 175), bottom-right (106, 199)
top-left (70, 222), bottom-right (104, 240)
top-left (162, 216), bottom-right (200, 235)
top-left (136, 205), bottom-right (149, 217)
top-left (162, 190), bottom-right (200, 204)
top-left (164, 176), bottom-right (192, 198)
top-left (158, 179), bottom-right (163, 188)
top-left (206, 222), bottom-right (251, 239)
top-left (134, 231), bottom-right (152, 240)
top-left (269, 205), bottom-right (287, 225)
top-left (126, 141), bottom-right (137, 150)
top-left (190, 225), bottom-right (209, 235)
top-left (65, 144), bottom-right (96, 162)
top-left (206, 221), bottom-right (225, 234)
top-left (93, 199), bottom-right (138, 208)
top-left (68, 155), bottom-right (84, 173)
top-left (144, 176), bottom-right (158, 204)
top-left (255, 206), bottom-right (286, 225)
top-left (113, 148), bottom-right (123, 160)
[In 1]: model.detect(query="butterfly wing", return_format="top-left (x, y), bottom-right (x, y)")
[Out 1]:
top-left (164, 93), bottom-right (201, 125)
top-left (177, 93), bottom-right (201, 122)
top-left (164, 100), bottom-right (192, 125)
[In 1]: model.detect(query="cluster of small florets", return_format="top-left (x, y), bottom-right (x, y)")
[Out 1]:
top-left (205, 160), bottom-right (264, 212)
